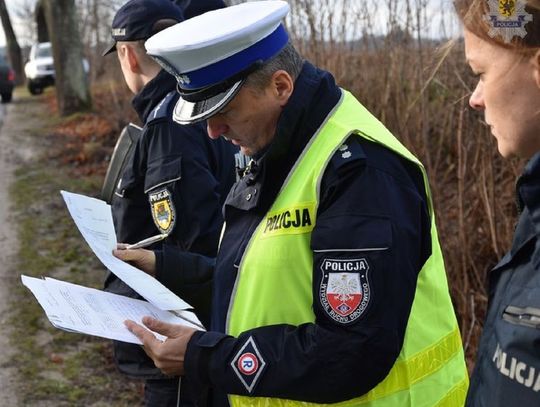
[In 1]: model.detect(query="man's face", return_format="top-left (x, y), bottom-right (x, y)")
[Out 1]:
top-left (205, 83), bottom-right (285, 156)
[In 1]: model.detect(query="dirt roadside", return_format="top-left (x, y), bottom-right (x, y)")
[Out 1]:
top-left (0, 90), bottom-right (142, 406)
top-left (0, 92), bottom-right (40, 405)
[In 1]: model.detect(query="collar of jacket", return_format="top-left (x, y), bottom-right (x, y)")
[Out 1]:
top-left (132, 69), bottom-right (177, 123)
top-left (516, 151), bottom-right (540, 231)
top-left (224, 61), bottom-right (342, 213)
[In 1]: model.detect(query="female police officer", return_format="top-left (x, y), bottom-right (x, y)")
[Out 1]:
top-left (454, 0), bottom-right (540, 405)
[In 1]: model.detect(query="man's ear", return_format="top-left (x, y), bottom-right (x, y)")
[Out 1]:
top-left (119, 43), bottom-right (140, 74)
top-left (534, 49), bottom-right (540, 89)
top-left (271, 70), bottom-right (294, 106)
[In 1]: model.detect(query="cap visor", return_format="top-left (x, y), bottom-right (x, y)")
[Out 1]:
top-left (102, 41), bottom-right (117, 57)
top-left (173, 80), bottom-right (244, 124)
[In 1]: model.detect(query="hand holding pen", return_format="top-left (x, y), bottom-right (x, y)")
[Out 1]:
top-left (113, 233), bottom-right (166, 276)
top-left (124, 233), bottom-right (169, 250)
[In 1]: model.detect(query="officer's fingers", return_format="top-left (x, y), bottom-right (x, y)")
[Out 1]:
top-left (116, 243), bottom-right (129, 250)
top-left (124, 320), bottom-right (162, 351)
top-left (113, 249), bottom-right (156, 275)
top-left (127, 319), bottom-right (195, 376)
top-left (141, 317), bottom-right (186, 338)
top-left (113, 247), bottom-right (147, 261)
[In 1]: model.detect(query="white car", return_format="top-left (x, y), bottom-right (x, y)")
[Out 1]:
top-left (24, 42), bottom-right (54, 95)
top-left (24, 42), bottom-right (89, 95)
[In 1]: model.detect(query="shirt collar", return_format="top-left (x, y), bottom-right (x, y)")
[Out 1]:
top-left (132, 69), bottom-right (177, 123)
top-left (224, 61), bottom-right (342, 213)
top-left (517, 151), bottom-right (540, 215)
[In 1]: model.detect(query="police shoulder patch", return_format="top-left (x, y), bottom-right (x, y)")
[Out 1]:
top-left (230, 336), bottom-right (266, 393)
top-left (149, 188), bottom-right (176, 234)
top-left (319, 258), bottom-right (371, 324)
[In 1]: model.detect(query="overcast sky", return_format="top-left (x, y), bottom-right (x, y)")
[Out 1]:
top-left (0, 0), bottom-right (36, 47)
top-left (0, 0), bottom-right (461, 47)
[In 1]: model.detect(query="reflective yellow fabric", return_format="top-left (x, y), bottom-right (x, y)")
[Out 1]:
top-left (355, 328), bottom-right (463, 402)
top-left (227, 91), bottom-right (468, 406)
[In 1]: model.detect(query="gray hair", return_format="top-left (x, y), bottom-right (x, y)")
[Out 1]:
top-left (244, 42), bottom-right (304, 90)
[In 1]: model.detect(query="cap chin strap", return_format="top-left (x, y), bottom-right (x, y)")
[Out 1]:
top-left (177, 60), bottom-right (264, 102)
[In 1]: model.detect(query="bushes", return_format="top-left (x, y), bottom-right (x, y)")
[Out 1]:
top-left (286, 0), bottom-right (519, 370)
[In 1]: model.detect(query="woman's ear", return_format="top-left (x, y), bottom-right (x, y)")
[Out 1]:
top-left (534, 49), bottom-right (540, 89)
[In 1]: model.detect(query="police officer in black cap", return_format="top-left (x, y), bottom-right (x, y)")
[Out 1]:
top-left (102, 0), bottom-right (234, 405)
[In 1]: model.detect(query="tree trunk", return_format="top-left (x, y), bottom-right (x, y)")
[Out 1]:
top-left (36, 4), bottom-right (48, 42)
top-left (0, 0), bottom-right (24, 85)
top-left (41, 0), bottom-right (92, 115)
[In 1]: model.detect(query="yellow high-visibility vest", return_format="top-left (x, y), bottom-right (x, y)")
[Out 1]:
top-left (227, 90), bottom-right (468, 406)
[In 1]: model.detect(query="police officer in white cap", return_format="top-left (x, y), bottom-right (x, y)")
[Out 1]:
top-left (119, 1), bottom-right (468, 405)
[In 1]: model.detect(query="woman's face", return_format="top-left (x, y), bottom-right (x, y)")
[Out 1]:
top-left (465, 30), bottom-right (540, 159)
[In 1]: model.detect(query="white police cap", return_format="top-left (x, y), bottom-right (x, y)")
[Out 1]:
top-left (145, 0), bottom-right (290, 124)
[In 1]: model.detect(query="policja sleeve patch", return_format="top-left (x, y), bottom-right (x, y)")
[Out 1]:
top-left (149, 188), bottom-right (176, 234)
top-left (319, 258), bottom-right (371, 324)
top-left (230, 336), bottom-right (267, 393)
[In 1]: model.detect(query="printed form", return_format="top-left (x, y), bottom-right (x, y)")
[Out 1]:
top-left (60, 190), bottom-right (190, 311)
top-left (22, 276), bottom-right (202, 344)
top-left (22, 191), bottom-right (203, 344)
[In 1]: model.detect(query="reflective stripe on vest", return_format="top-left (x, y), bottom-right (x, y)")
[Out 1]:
top-left (226, 90), bottom-right (468, 406)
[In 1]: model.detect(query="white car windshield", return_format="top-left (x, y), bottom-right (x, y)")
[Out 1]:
top-left (36, 46), bottom-right (52, 58)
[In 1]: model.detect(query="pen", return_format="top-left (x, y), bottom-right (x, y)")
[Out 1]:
top-left (124, 233), bottom-right (169, 250)
top-left (170, 310), bottom-right (205, 330)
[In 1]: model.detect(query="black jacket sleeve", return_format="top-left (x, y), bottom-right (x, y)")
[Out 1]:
top-left (144, 120), bottom-right (226, 327)
top-left (143, 120), bottom-right (224, 256)
top-left (156, 244), bottom-right (215, 327)
top-left (184, 138), bottom-right (432, 403)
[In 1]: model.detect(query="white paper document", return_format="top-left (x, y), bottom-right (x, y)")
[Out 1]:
top-left (22, 276), bottom-right (203, 344)
top-left (60, 190), bottom-right (191, 311)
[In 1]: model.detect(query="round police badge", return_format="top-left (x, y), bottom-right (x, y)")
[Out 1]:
top-left (149, 188), bottom-right (176, 234)
top-left (238, 353), bottom-right (258, 376)
top-left (319, 258), bottom-right (371, 324)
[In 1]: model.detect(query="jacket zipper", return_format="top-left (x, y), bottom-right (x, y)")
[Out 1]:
top-left (503, 305), bottom-right (540, 329)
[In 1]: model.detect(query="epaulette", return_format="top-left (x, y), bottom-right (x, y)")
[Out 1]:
top-left (330, 136), bottom-right (366, 171)
top-left (146, 91), bottom-right (177, 124)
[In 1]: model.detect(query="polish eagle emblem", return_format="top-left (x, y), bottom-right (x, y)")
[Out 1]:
top-left (319, 258), bottom-right (371, 324)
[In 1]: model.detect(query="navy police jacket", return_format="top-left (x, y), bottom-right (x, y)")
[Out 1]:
top-left (157, 62), bottom-right (432, 405)
top-left (105, 69), bottom-right (236, 378)
top-left (466, 153), bottom-right (540, 406)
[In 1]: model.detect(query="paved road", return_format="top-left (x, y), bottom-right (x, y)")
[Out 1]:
top-left (0, 100), bottom-right (20, 405)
